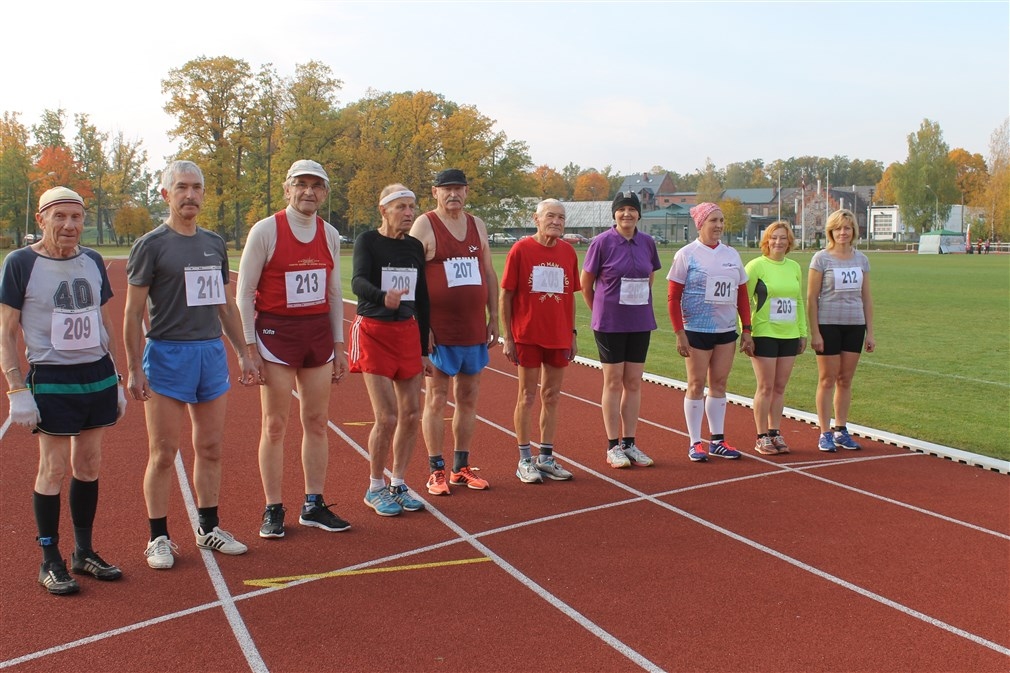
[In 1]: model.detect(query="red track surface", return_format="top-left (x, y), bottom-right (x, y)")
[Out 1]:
top-left (1, 260), bottom-right (1007, 672)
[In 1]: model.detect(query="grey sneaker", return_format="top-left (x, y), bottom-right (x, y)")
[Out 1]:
top-left (196, 527), bottom-right (248, 555)
top-left (389, 484), bottom-right (426, 512)
top-left (606, 446), bottom-right (631, 469)
top-left (622, 444), bottom-right (654, 467)
top-left (535, 456), bottom-right (573, 480)
top-left (71, 550), bottom-right (122, 581)
top-left (516, 458), bottom-right (543, 483)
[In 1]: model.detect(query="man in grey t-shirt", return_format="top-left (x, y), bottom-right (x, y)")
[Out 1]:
top-left (124, 160), bottom-right (257, 569)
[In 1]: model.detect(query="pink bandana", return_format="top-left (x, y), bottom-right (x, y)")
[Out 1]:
top-left (690, 202), bottom-right (721, 230)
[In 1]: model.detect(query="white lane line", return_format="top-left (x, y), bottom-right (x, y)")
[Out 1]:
top-left (173, 452), bottom-right (269, 673)
top-left (861, 360), bottom-right (1010, 388)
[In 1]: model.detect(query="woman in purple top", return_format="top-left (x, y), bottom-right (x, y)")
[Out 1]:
top-left (580, 191), bottom-right (662, 469)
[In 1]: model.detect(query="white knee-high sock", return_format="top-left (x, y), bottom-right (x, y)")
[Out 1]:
top-left (706, 395), bottom-right (727, 436)
top-left (684, 398), bottom-right (705, 444)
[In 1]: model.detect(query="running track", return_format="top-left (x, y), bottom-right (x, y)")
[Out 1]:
top-left (0, 260), bottom-right (1007, 673)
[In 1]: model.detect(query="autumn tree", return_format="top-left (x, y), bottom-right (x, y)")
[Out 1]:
top-left (530, 165), bottom-right (567, 198)
top-left (114, 203), bottom-right (156, 242)
top-left (162, 55), bottom-right (254, 246)
top-left (874, 163), bottom-right (900, 204)
top-left (893, 119), bottom-right (957, 233)
top-left (981, 118), bottom-right (1009, 241)
top-left (573, 170), bottom-right (609, 201)
top-left (695, 159), bottom-right (723, 204)
top-left (718, 197), bottom-right (747, 238)
top-left (948, 148), bottom-right (988, 207)
top-left (0, 112), bottom-right (33, 245)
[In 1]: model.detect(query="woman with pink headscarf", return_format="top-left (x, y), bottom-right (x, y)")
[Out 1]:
top-left (666, 202), bottom-right (753, 462)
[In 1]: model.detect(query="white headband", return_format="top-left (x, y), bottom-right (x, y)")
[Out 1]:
top-left (379, 190), bottom-right (415, 206)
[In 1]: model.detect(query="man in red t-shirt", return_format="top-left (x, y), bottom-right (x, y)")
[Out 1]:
top-left (500, 199), bottom-right (580, 484)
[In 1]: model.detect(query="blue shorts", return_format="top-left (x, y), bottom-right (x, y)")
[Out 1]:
top-left (429, 343), bottom-right (489, 377)
top-left (144, 339), bottom-right (230, 403)
top-left (29, 354), bottom-right (118, 436)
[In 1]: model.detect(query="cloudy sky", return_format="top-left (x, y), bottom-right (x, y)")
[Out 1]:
top-left (4, 1), bottom-right (1006, 180)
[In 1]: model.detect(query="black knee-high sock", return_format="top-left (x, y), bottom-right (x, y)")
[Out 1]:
top-left (33, 492), bottom-right (62, 564)
top-left (69, 477), bottom-right (98, 553)
top-left (198, 506), bottom-right (219, 534)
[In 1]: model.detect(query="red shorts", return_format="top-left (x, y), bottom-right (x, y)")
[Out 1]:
top-left (349, 316), bottom-right (422, 380)
top-left (256, 312), bottom-right (334, 368)
top-left (515, 342), bottom-right (570, 369)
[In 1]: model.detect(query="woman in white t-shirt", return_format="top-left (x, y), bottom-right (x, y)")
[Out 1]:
top-left (667, 203), bottom-right (753, 463)
top-left (807, 209), bottom-right (875, 452)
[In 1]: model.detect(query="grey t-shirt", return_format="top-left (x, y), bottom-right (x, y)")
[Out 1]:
top-left (0, 246), bottom-right (113, 365)
top-left (126, 224), bottom-right (229, 341)
top-left (810, 249), bottom-right (870, 326)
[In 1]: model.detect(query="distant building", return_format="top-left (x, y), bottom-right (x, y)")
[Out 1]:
top-left (616, 173), bottom-right (678, 210)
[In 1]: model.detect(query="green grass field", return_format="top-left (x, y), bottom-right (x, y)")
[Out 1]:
top-left (4, 238), bottom-right (1007, 460)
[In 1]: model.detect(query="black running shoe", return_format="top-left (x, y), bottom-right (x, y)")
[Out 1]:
top-left (39, 559), bottom-right (80, 595)
top-left (260, 505), bottom-right (286, 539)
top-left (299, 502), bottom-right (351, 532)
top-left (71, 550), bottom-right (123, 581)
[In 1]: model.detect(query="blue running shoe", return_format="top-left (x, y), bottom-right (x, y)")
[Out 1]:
top-left (709, 439), bottom-right (741, 459)
top-left (688, 441), bottom-right (709, 462)
top-left (389, 484), bottom-right (425, 512)
top-left (364, 488), bottom-right (403, 516)
top-left (833, 428), bottom-right (862, 450)
top-left (818, 432), bottom-right (837, 452)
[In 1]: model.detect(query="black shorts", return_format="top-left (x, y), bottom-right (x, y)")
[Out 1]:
top-left (29, 354), bottom-right (117, 436)
top-left (685, 330), bottom-right (738, 351)
top-left (593, 331), bottom-right (652, 364)
top-left (817, 324), bottom-right (865, 356)
top-left (752, 336), bottom-right (801, 358)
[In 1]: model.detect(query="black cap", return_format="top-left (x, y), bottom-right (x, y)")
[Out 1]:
top-left (433, 168), bottom-right (468, 187)
top-left (611, 191), bottom-right (641, 217)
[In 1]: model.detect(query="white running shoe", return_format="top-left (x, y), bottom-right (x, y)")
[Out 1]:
top-left (606, 446), bottom-right (631, 469)
top-left (195, 527), bottom-right (248, 555)
top-left (145, 535), bottom-right (179, 569)
top-left (622, 444), bottom-right (654, 467)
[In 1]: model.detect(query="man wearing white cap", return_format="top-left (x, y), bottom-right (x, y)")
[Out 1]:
top-left (124, 160), bottom-right (256, 568)
top-left (1, 186), bottom-right (127, 595)
top-left (237, 159), bottom-right (350, 538)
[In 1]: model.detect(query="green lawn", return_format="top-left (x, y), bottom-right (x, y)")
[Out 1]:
top-left (5, 239), bottom-right (1007, 459)
top-left (333, 246), bottom-right (1010, 460)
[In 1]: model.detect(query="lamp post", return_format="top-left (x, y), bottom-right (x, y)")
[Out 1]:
top-left (24, 172), bottom-right (56, 243)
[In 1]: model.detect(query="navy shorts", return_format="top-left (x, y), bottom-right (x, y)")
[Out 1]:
top-left (817, 324), bottom-right (865, 356)
top-left (29, 354), bottom-right (117, 436)
top-left (685, 330), bottom-right (738, 351)
top-left (143, 338), bottom-right (230, 403)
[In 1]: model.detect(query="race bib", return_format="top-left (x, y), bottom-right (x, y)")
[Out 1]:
top-left (704, 275), bottom-right (736, 304)
top-left (619, 277), bottom-right (649, 305)
top-left (50, 307), bottom-right (100, 351)
top-left (531, 265), bottom-right (564, 294)
top-left (443, 257), bottom-right (481, 288)
top-left (184, 266), bottom-right (226, 306)
top-left (285, 268), bottom-right (326, 307)
top-left (381, 266), bottom-right (417, 301)
top-left (832, 267), bottom-right (863, 292)
top-left (769, 297), bottom-right (797, 322)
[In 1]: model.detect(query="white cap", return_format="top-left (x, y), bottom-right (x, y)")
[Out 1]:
top-left (286, 159), bottom-right (329, 183)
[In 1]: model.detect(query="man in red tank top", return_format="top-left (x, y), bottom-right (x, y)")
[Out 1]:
top-left (409, 169), bottom-right (499, 495)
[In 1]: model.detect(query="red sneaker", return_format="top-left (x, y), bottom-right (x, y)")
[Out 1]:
top-left (426, 469), bottom-right (451, 496)
top-left (449, 466), bottom-right (489, 490)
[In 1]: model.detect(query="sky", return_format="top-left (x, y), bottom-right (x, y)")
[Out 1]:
top-left (3, 1), bottom-right (1007, 182)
